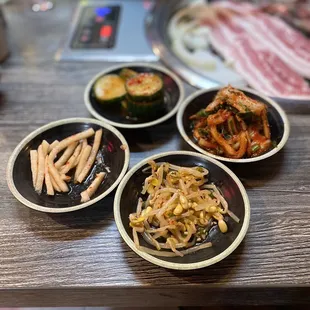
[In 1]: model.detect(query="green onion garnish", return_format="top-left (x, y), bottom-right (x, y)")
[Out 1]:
top-left (251, 144), bottom-right (260, 153)
top-left (197, 109), bottom-right (210, 117)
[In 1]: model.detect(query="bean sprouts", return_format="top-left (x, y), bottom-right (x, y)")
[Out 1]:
top-left (130, 161), bottom-right (240, 257)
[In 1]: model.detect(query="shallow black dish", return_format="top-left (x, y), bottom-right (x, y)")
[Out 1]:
top-left (84, 63), bottom-right (184, 129)
top-left (7, 118), bottom-right (130, 213)
top-left (177, 87), bottom-right (290, 163)
top-left (114, 151), bottom-right (250, 270)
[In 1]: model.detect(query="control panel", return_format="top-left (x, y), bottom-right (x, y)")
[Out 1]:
top-left (71, 6), bottom-right (120, 49)
top-left (56, 0), bottom-right (158, 62)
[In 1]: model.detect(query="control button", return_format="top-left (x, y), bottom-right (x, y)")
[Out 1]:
top-left (95, 16), bottom-right (104, 23)
top-left (80, 35), bottom-right (90, 43)
top-left (100, 25), bottom-right (112, 38)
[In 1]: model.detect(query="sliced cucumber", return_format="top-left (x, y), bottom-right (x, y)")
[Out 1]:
top-left (119, 68), bottom-right (138, 81)
top-left (93, 74), bottom-right (126, 105)
top-left (126, 96), bottom-right (165, 120)
top-left (125, 73), bottom-right (164, 102)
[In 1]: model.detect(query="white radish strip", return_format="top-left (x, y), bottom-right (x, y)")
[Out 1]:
top-left (48, 169), bottom-right (66, 192)
top-left (80, 172), bottom-right (106, 203)
top-left (35, 145), bottom-right (45, 194)
top-left (48, 140), bottom-right (59, 153)
top-left (74, 145), bottom-right (92, 183)
top-left (42, 140), bottom-right (49, 156)
top-left (73, 150), bottom-right (82, 168)
top-left (59, 143), bottom-right (82, 174)
top-left (72, 141), bottom-right (85, 168)
top-left (74, 139), bottom-right (87, 167)
top-left (54, 141), bottom-right (78, 169)
top-left (44, 155), bottom-right (54, 196)
top-left (80, 192), bottom-right (89, 203)
top-left (60, 174), bottom-right (71, 182)
top-left (49, 173), bottom-right (61, 192)
top-left (82, 138), bottom-right (87, 148)
top-left (30, 150), bottom-right (38, 188)
top-left (54, 129), bottom-right (95, 151)
top-left (48, 128), bottom-right (95, 192)
top-left (77, 129), bottom-right (103, 183)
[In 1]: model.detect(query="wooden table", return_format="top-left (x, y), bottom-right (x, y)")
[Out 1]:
top-left (1, 0), bottom-right (310, 307)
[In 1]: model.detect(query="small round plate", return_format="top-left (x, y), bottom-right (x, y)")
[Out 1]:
top-left (114, 151), bottom-right (250, 270)
top-left (84, 63), bottom-right (185, 129)
top-left (7, 118), bottom-right (130, 213)
top-left (177, 87), bottom-right (290, 163)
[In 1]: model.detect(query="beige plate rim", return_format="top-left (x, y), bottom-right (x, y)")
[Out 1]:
top-left (84, 62), bottom-right (185, 129)
top-left (6, 117), bottom-right (130, 213)
top-left (176, 86), bottom-right (290, 163)
top-left (113, 150), bottom-right (250, 270)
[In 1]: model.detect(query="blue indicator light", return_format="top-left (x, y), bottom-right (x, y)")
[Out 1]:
top-left (95, 7), bottom-right (112, 17)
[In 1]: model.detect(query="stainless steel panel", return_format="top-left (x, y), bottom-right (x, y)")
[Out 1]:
top-left (56, 0), bottom-right (157, 62)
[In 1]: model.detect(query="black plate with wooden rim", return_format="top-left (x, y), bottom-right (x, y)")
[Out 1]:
top-left (7, 118), bottom-right (130, 213)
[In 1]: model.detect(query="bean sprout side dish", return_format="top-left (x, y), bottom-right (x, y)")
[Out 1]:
top-left (129, 161), bottom-right (240, 257)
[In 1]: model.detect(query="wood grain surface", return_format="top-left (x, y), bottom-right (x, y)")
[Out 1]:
top-left (1, 0), bottom-right (310, 306)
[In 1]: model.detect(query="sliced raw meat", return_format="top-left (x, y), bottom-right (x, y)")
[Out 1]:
top-left (212, 1), bottom-right (256, 14)
top-left (232, 14), bottom-right (310, 78)
top-left (209, 24), bottom-right (278, 96)
top-left (213, 1), bottom-right (310, 78)
top-left (209, 16), bottom-right (310, 99)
